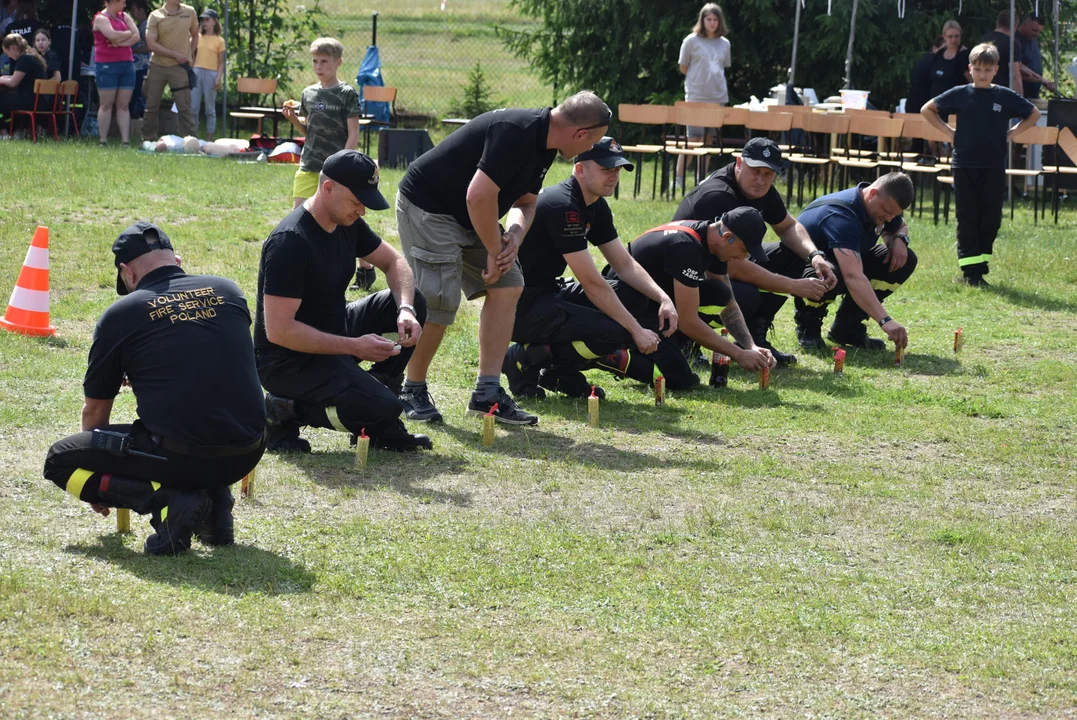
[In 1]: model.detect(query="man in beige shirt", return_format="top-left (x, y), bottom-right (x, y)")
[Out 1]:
top-left (142, 0), bottom-right (198, 140)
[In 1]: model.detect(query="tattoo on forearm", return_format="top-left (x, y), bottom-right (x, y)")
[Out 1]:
top-left (720, 304), bottom-right (753, 347)
top-left (835, 248), bottom-right (860, 260)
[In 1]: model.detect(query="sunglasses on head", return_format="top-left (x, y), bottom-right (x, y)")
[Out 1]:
top-left (578, 104), bottom-right (613, 131)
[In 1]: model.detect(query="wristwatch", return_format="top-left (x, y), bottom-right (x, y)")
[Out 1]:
top-left (895, 233), bottom-right (910, 246)
top-left (807, 249), bottom-right (826, 263)
top-left (398, 303), bottom-right (416, 315)
top-left (878, 315), bottom-right (893, 327)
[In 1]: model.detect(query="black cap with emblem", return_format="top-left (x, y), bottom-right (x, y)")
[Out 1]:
top-left (718, 206), bottom-right (769, 264)
top-left (740, 137), bottom-right (784, 173)
top-left (321, 149), bottom-right (390, 210)
top-left (574, 136), bottom-right (635, 171)
top-left (112, 221), bottom-right (175, 296)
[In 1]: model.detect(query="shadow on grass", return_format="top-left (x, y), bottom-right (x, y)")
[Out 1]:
top-left (437, 422), bottom-right (728, 474)
top-left (274, 451), bottom-right (473, 507)
top-left (986, 283), bottom-right (1077, 314)
top-left (65, 536), bottom-right (316, 596)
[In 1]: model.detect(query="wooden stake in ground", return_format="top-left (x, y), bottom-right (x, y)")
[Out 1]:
top-left (654, 376), bottom-right (664, 406)
top-left (895, 344), bottom-right (905, 367)
top-left (587, 386), bottom-right (600, 427)
top-left (760, 365), bottom-right (770, 390)
top-left (482, 403), bottom-right (498, 447)
top-left (115, 508), bottom-right (130, 533)
top-left (834, 347), bottom-right (846, 374)
top-left (954, 327), bottom-right (964, 353)
top-left (355, 428), bottom-right (370, 468)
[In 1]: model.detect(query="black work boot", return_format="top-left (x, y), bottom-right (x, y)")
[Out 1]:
top-left (351, 266), bottom-right (377, 291)
top-left (538, 367), bottom-right (605, 399)
top-left (98, 475), bottom-right (209, 556)
top-left (794, 301), bottom-right (828, 351)
top-left (828, 322), bottom-right (886, 350)
top-left (502, 343), bottom-right (549, 399)
top-left (265, 393), bottom-right (311, 454)
top-left (752, 319), bottom-right (797, 366)
top-left (371, 419), bottom-right (433, 452)
top-left (194, 485), bottom-right (235, 547)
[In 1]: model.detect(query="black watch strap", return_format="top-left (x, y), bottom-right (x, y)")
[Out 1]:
top-left (878, 315), bottom-right (893, 327)
top-left (807, 250), bottom-right (826, 263)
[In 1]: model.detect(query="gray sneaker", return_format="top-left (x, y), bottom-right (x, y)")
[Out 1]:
top-left (399, 385), bottom-right (443, 423)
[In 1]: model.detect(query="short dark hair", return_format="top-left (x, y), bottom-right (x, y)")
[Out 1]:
top-left (874, 172), bottom-right (914, 210)
top-left (996, 10), bottom-right (1011, 27)
top-left (931, 35), bottom-right (944, 50)
top-left (1022, 13), bottom-right (1046, 25)
top-left (557, 91), bottom-right (611, 129)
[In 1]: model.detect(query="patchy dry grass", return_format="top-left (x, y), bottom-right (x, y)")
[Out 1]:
top-left (1, 142), bottom-right (1076, 718)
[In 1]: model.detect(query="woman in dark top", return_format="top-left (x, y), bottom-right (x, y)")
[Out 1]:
top-left (34, 28), bottom-right (61, 82)
top-left (928, 20), bottom-right (971, 99)
top-left (0, 32), bottom-right (47, 111)
top-left (908, 36), bottom-right (943, 115)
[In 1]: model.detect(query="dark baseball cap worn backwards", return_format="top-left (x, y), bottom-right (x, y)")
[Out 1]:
top-left (113, 221), bottom-right (174, 295)
top-left (740, 137), bottom-right (785, 173)
top-left (719, 206), bottom-right (769, 263)
top-left (575, 136), bottom-right (634, 171)
top-left (321, 149), bottom-right (390, 211)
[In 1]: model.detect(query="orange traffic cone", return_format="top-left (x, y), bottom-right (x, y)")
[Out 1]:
top-left (1, 226), bottom-right (55, 337)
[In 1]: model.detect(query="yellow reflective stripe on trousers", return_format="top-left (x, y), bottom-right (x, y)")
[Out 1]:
top-left (151, 481), bottom-right (161, 491)
top-left (652, 362), bottom-right (663, 381)
top-left (958, 254), bottom-right (991, 267)
top-left (65, 468), bottom-right (94, 500)
top-left (870, 279), bottom-right (901, 292)
top-left (571, 341), bottom-right (601, 360)
top-left (323, 406), bottom-right (348, 430)
top-left (802, 299), bottom-right (828, 308)
top-left (161, 506), bottom-right (168, 522)
top-left (698, 305), bottom-right (725, 315)
top-left (759, 289), bottom-right (788, 297)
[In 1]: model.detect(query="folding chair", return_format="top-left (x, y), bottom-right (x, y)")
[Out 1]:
top-left (895, 114), bottom-right (951, 221)
top-left (9, 79), bottom-right (58, 142)
top-left (229, 77), bottom-right (279, 139)
top-left (360, 85), bottom-right (395, 154)
top-left (617, 103), bottom-right (672, 199)
top-left (836, 115), bottom-right (904, 187)
top-left (787, 112), bottom-right (849, 206)
top-left (52, 79), bottom-right (80, 139)
top-left (666, 104), bottom-right (724, 193)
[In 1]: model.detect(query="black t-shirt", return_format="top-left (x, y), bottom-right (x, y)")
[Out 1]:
top-left (927, 47), bottom-right (970, 99)
top-left (907, 51), bottom-right (936, 115)
top-left (44, 49), bottom-right (60, 78)
top-left (11, 53), bottom-right (47, 100)
top-left (672, 162), bottom-right (787, 226)
top-left (6, 20), bottom-right (41, 42)
top-left (398, 107), bottom-right (557, 231)
top-left (627, 220), bottom-right (723, 300)
top-left (933, 84), bottom-right (1035, 169)
top-left (83, 266), bottom-right (266, 446)
top-left (518, 176), bottom-right (619, 289)
top-left (797, 184), bottom-right (903, 254)
top-left (254, 205), bottom-right (383, 362)
top-left (981, 31), bottom-right (1022, 88)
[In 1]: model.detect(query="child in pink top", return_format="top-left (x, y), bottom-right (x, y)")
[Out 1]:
top-left (92, 0), bottom-right (139, 145)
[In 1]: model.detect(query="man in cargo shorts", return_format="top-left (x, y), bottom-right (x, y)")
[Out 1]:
top-left (394, 91), bottom-right (611, 426)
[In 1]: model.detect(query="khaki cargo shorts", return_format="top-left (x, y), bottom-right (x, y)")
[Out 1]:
top-left (396, 191), bottom-right (524, 326)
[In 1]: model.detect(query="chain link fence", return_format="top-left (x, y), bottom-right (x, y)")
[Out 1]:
top-left (322, 12), bottom-right (554, 125)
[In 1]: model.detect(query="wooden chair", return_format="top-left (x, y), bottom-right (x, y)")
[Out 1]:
top-left (617, 103), bottom-right (672, 199)
top-left (360, 85), bottom-right (396, 154)
top-left (896, 115), bottom-right (952, 220)
top-left (52, 80), bottom-right (79, 139)
top-left (9, 79), bottom-right (58, 142)
top-left (836, 115), bottom-right (904, 186)
top-left (667, 104), bottom-right (723, 192)
top-left (1009, 125), bottom-right (1059, 223)
top-left (229, 77), bottom-right (278, 138)
top-left (787, 112), bottom-right (849, 206)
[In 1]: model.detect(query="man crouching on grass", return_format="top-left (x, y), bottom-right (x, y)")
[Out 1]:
top-left (255, 149), bottom-right (433, 454)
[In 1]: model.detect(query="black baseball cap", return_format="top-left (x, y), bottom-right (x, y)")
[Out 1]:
top-left (719, 207), bottom-right (768, 263)
top-left (321, 149), bottom-right (389, 210)
top-left (112, 221), bottom-right (174, 295)
top-left (575, 136), bottom-right (634, 171)
top-left (199, 8), bottom-right (219, 19)
top-left (740, 137), bottom-right (784, 173)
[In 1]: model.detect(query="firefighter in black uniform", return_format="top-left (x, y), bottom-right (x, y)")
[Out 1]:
top-left (504, 137), bottom-right (679, 398)
top-left (672, 138), bottom-right (838, 365)
top-left (256, 150), bottom-right (432, 453)
top-left (42, 222), bottom-right (267, 556)
top-left (602, 208), bottom-right (776, 387)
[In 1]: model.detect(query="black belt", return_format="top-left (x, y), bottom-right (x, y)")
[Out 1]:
top-left (151, 432), bottom-right (265, 458)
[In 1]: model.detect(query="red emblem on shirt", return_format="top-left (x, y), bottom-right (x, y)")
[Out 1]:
top-left (565, 211), bottom-right (581, 225)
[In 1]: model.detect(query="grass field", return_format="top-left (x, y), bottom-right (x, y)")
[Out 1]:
top-left (1, 141), bottom-right (1076, 718)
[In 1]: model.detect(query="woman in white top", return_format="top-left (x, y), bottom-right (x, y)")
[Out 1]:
top-left (675, 3), bottom-right (731, 193)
